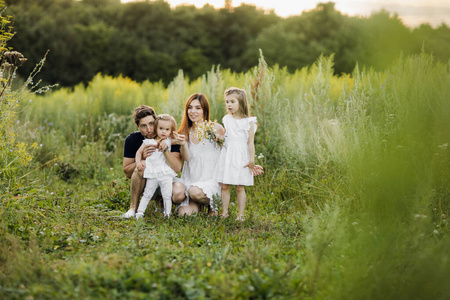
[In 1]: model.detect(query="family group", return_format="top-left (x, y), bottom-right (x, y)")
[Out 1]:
top-left (121, 88), bottom-right (264, 221)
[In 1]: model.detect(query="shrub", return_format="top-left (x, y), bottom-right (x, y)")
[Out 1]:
top-left (0, 1), bottom-right (54, 192)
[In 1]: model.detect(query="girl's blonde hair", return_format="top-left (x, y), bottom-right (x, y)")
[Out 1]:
top-left (224, 87), bottom-right (250, 117)
top-left (155, 114), bottom-right (177, 139)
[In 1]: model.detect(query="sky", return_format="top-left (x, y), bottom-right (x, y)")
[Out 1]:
top-left (121, 0), bottom-right (450, 28)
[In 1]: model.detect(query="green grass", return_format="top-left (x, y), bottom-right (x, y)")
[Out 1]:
top-left (1, 176), bottom-right (307, 299)
top-left (1, 53), bottom-right (450, 299)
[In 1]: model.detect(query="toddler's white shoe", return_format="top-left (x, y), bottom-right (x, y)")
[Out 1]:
top-left (122, 209), bottom-right (136, 219)
top-left (135, 213), bottom-right (144, 220)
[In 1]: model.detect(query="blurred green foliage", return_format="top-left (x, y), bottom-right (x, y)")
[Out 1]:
top-left (5, 0), bottom-right (450, 87)
top-left (0, 0), bottom-right (55, 192)
top-left (1, 1), bottom-right (450, 299)
top-left (3, 51), bottom-right (450, 300)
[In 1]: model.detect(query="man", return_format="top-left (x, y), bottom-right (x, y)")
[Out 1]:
top-left (122, 105), bottom-right (182, 218)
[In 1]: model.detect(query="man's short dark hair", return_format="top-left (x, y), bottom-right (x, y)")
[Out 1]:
top-left (133, 105), bottom-right (156, 126)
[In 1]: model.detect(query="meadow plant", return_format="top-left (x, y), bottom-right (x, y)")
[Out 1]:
top-left (22, 74), bottom-right (163, 144)
top-left (0, 4), bottom-right (55, 192)
top-left (163, 66), bottom-right (229, 124)
top-left (163, 69), bottom-right (188, 122)
top-left (299, 53), bottom-right (450, 299)
top-left (199, 65), bottom-right (225, 119)
top-left (5, 39), bottom-right (450, 299)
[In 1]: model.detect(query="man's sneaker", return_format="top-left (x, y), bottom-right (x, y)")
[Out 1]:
top-left (135, 213), bottom-right (144, 220)
top-left (122, 209), bottom-right (136, 219)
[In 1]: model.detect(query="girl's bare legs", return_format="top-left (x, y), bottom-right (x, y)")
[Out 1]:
top-left (235, 185), bottom-right (246, 220)
top-left (221, 184), bottom-right (231, 218)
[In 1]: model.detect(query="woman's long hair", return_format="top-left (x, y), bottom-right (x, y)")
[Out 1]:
top-left (178, 93), bottom-right (210, 142)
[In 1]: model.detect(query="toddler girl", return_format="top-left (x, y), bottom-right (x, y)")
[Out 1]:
top-left (135, 114), bottom-right (185, 219)
top-left (214, 87), bottom-right (259, 220)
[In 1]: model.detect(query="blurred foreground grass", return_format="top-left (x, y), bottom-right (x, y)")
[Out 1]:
top-left (1, 53), bottom-right (449, 299)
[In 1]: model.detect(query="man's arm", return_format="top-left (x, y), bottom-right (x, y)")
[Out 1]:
top-left (135, 143), bottom-right (147, 172)
top-left (123, 157), bottom-right (136, 179)
top-left (164, 151), bottom-right (182, 173)
top-left (123, 133), bottom-right (139, 179)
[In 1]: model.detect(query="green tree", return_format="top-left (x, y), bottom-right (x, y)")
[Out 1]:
top-left (248, 2), bottom-right (360, 74)
top-left (356, 10), bottom-right (416, 70)
top-left (217, 4), bottom-right (280, 71)
top-left (5, 0), bottom-right (449, 87)
top-left (412, 23), bottom-right (450, 62)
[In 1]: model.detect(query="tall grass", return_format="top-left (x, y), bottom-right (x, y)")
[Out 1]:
top-left (298, 53), bottom-right (450, 299)
top-left (5, 52), bottom-right (450, 299)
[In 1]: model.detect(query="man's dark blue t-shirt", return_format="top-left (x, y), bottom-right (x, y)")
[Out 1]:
top-left (123, 131), bottom-right (180, 158)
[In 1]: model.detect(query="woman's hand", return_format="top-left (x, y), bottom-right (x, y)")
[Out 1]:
top-left (213, 123), bottom-right (225, 146)
top-left (214, 131), bottom-right (225, 143)
top-left (172, 132), bottom-right (187, 146)
top-left (174, 132), bottom-right (190, 162)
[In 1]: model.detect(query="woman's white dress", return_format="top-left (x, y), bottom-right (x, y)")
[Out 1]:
top-left (178, 134), bottom-right (222, 211)
top-left (214, 115), bottom-right (257, 186)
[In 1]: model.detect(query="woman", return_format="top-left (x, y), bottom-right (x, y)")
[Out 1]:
top-left (172, 93), bottom-right (264, 216)
top-left (172, 93), bottom-right (224, 216)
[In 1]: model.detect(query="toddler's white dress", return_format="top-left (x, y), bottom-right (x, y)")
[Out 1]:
top-left (214, 115), bottom-right (257, 186)
top-left (178, 135), bottom-right (221, 211)
top-left (137, 137), bottom-right (176, 217)
top-left (142, 138), bottom-right (177, 179)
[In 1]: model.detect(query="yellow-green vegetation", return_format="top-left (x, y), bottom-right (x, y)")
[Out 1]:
top-left (1, 6), bottom-right (450, 299)
top-left (7, 1), bottom-right (450, 87)
top-left (2, 52), bottom-right (449, 299)
top-left (0, 3), bottom-right (37, 190)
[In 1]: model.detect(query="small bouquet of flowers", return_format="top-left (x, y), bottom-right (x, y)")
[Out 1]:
top-left (193, 119), bottom-right (223, 147)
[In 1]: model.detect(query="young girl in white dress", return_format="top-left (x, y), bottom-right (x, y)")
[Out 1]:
top-left (214, 87), bottom-right (259, 220)
top-left (135, 114), bottom-right (188, 219)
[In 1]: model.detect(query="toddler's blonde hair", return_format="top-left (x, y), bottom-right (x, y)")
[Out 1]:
top-left (155, 114), bottom-right (177, 138)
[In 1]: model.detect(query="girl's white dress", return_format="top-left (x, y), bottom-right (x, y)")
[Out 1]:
top-left (178, 134), bottom-right (221, 211)
top-left (214, 115), bottom-right (257, 186)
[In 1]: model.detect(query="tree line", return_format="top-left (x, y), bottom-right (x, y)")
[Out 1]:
top-left (5, 0), bottom-right (450, 87)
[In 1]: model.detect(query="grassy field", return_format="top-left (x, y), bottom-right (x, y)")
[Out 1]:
top-left (1, 53), bottom-right (450, 299)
